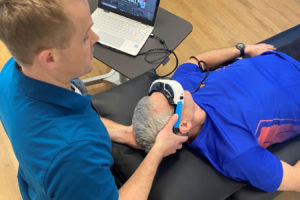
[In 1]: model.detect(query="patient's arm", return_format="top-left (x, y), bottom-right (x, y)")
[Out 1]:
top-left (100, 117), bottom-right (140, 149)
top-left (187, 43), bottom-right (276, 70)
top-left (277, 160), bottom-right (300, 192)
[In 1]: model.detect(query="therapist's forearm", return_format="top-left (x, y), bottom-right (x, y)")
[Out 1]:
top-left (118, 114), bottom-right (188, 200)
top-left (100, 117), bottom-right (139, 148)
top-left (118, 145), bottom-right (163, 200)
top-left (101, 117), bottom-right (128, 142)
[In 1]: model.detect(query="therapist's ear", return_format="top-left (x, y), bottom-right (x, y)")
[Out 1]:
top-left (37, 49), bottom-right (56, 70)
top-left (179, 120), bottom-right (192, 134)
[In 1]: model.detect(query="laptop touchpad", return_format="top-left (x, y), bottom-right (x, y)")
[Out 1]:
top-left (98, 31), bottom-right (125, 48)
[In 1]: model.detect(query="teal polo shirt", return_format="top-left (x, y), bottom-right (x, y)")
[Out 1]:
top-left (0, 58), bottom-right (118, 200)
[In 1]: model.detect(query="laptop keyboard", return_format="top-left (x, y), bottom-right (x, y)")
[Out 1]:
top-left (97, 31), bottom-right (125, 48)
top-left (94, 13), bottom-right (148, 43)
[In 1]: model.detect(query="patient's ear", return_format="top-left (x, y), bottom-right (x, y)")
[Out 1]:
top-left (179, 120), bottom-right (192, 134)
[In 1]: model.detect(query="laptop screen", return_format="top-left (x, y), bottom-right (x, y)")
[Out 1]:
top-left (99, 0), bottom-right (160, 26)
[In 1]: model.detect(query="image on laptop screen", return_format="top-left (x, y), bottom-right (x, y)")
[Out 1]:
top-left (100, 0), bottom-right (159, 25)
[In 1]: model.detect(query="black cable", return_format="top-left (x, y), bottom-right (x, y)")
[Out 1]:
top-left (98, 34), bottom-right (178, 78)
top-left (139, 35), bottom-right (210, 92)
top-left (138, 35), bottom-right (179, 78)
top-left (191, 60), bottom-right (210, 94)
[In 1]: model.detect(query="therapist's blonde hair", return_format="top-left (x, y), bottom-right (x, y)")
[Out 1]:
top-left (0, 0), bottom-right (75, 65)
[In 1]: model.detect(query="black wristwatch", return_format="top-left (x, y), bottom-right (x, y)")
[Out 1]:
top-left (235, 43), bottom-right (245, 57)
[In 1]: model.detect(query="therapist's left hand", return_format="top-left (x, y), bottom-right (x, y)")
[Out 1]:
top-left (124, 125), bottom-right (142, 149)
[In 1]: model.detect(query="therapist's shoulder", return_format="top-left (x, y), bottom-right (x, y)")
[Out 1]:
top-left (0, 57), bottom-right (15, 80)
top-left (0, 57), bottom-right (18, 114)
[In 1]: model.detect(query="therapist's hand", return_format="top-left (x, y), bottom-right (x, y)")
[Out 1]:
top-left (152, 114), bottom-right (188, 158)
top-left (118, 115), bottom-right (188, 200)
top-left (124, 125), bottom-right (142, 149)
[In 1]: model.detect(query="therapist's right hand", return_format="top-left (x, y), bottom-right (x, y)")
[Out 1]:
top-left (152, 114), bottom-right (188, 158)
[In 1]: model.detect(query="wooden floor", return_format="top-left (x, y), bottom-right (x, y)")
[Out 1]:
top-left (1, 0), bottom-right (300, 199)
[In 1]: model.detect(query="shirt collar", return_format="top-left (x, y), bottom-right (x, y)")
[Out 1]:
top-left (13, 60), bottom-right (92, 111)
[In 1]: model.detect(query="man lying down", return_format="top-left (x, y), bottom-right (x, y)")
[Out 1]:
top-left (132, 43), bottom-right (300, 193)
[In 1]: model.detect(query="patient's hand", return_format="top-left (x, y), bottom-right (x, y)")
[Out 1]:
top-left (245, 43), bottom-right (276, 57)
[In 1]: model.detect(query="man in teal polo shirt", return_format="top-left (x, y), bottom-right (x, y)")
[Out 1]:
top-left (0, 0), bottom-right (188, 199)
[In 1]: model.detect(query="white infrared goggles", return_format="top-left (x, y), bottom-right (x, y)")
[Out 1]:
top-left (149, 79), bottom-right (184, 133)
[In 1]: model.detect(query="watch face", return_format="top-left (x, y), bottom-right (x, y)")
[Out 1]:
top-left (236, 43), bottom-right (245, 50)
top-left (236, 43), bottom-right (245, 57)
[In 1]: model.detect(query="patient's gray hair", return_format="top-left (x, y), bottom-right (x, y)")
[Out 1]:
top-left (132, 96), bottom-right (173, 152)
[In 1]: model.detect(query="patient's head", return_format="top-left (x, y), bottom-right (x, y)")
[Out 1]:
top-left (132, 91), bottom-right (197, 152)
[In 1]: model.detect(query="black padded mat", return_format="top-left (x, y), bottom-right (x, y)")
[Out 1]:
top-left (277, 37), bottom-right (300, 61)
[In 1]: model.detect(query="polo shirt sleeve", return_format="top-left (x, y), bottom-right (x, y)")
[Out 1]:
top-left (44, 140), bottom-right (118, 200)
top-left (222, 146), bottom-right (283, 192)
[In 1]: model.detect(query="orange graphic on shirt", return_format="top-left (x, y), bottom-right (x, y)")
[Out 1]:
top-left (255, 119), bottom-right (300, 148)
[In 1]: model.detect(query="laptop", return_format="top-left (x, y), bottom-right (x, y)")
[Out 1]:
top-left (91, 0), bottom-right (160, 56)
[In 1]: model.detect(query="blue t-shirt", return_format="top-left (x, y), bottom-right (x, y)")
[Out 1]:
top-left (172, 51), bottom-right (300, 192)
top-left (0, 58), bottom-right (118, 200)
